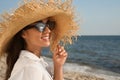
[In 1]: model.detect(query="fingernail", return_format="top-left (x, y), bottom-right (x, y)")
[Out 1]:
top-left (59, 49), bottom-right (61, 52)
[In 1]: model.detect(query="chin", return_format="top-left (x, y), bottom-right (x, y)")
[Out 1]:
top-left (42, 43), bottom-right (50, 47)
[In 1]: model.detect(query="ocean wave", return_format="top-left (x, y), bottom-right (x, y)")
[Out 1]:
top-left (44, 57), bottom-right (120, 80)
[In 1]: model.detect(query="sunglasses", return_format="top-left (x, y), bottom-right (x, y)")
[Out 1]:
top-left (23, 20), bottom-right (55, 32)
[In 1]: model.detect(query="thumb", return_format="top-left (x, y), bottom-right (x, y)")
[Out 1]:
top-left (53, 45), bottom-right (60, 57)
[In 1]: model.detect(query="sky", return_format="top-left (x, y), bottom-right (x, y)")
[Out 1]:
top-left (0, 0), bottom-right (120, 35)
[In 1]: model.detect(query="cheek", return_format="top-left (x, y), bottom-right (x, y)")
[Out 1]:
top-left (31, 34), bottom-right (50, 47)
top-left (24, 29), bottom-right (50, 47)
top-left (24, 30), bottom-right (42, 43)
top-left (30, 33), bottom-right (42, 42)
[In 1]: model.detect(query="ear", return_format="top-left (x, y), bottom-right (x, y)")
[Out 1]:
top-left (21, 30), bottom-right (26, 39)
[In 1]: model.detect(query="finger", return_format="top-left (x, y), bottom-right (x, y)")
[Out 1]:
top-left (53, 44), bottom-right (61, 56)
top-left (58, 46), bottom-right (64, 52)
top-left (63, 52), bottom-right (68, 57)
top-left (61, 51), bottom-right (68, 57)
top-left (59, 49), bottom-right (66, 56)
top-left (57, 46), bottom-right (65, 56)
top-left (53, 44), bottom-right (66, 57)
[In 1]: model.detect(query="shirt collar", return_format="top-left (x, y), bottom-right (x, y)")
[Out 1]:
top-left (20, 50), bottom-right (44, 62)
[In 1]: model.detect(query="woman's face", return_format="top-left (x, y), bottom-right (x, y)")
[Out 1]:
top-left (22, 19), bottom-right (51, 48)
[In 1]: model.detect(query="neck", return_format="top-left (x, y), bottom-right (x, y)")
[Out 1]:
top-left (26, 45), bottom-right (42, 58)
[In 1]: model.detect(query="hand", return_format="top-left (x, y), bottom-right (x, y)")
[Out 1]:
top-left (53, 45), bottom-right (68, 67)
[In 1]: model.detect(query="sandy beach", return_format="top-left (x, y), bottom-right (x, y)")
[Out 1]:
top-left (0, 55), bottom-right (120, 80)
top-left (64, 71), bottom-right (104, 80)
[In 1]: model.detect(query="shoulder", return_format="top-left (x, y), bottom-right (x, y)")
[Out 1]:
top-left (9, 64), bottom-right (44, 80)
top-left (12, 56), bottom-right (44, 75)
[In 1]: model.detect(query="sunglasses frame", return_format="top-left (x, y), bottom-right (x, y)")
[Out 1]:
top-left (23, 20), bottom-right (55, 32)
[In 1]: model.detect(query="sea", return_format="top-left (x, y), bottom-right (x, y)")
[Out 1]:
top-left (42, 36), bottom-right (120, 80)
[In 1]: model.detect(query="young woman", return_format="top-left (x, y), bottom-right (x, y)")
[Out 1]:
top-left (5, 18), bottom-right (67, 80)
top-left (0, 0), bottom-right (78, 80)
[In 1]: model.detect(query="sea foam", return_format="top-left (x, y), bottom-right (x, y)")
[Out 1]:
top-left (63, 62), bottom-right (120, 80)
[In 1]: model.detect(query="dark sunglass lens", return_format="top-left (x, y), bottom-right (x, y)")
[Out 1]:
top-left (35, 23), bottom-right (46, 32)
top-left (47, 21), bottom-right (55, 30)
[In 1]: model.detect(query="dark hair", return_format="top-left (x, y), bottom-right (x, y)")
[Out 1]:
top-left (5, 30), bottom-right (25, 80)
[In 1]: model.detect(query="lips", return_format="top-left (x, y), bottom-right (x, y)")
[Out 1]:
top-left (41, 36), bottom-right (50, 41)
top-left (41, 36), bottom-right (49, 39)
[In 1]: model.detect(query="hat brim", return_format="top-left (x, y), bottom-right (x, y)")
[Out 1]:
top-left (0, 0), bottom-right (78, 56)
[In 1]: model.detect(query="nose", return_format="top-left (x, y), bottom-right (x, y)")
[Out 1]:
top-left (43, 27), bottom-right (51, 33)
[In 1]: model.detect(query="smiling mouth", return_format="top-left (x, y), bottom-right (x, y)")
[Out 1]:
top-left (41, 36), bottom-right (50, 41)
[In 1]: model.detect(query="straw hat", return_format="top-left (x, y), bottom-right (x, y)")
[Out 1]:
top-left (0, 0), bottom-right (79, 56)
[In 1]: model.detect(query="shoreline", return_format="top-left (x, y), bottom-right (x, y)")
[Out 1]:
top-left (64, 71), bottom-right (104, 80)
top-left (63, 62), bottom-right (120, 80)
top-left (44, 57), bottom-right (120, 80)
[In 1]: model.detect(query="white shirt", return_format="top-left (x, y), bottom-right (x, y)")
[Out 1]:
top-left (8, 50), bottom-right (53, 80)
